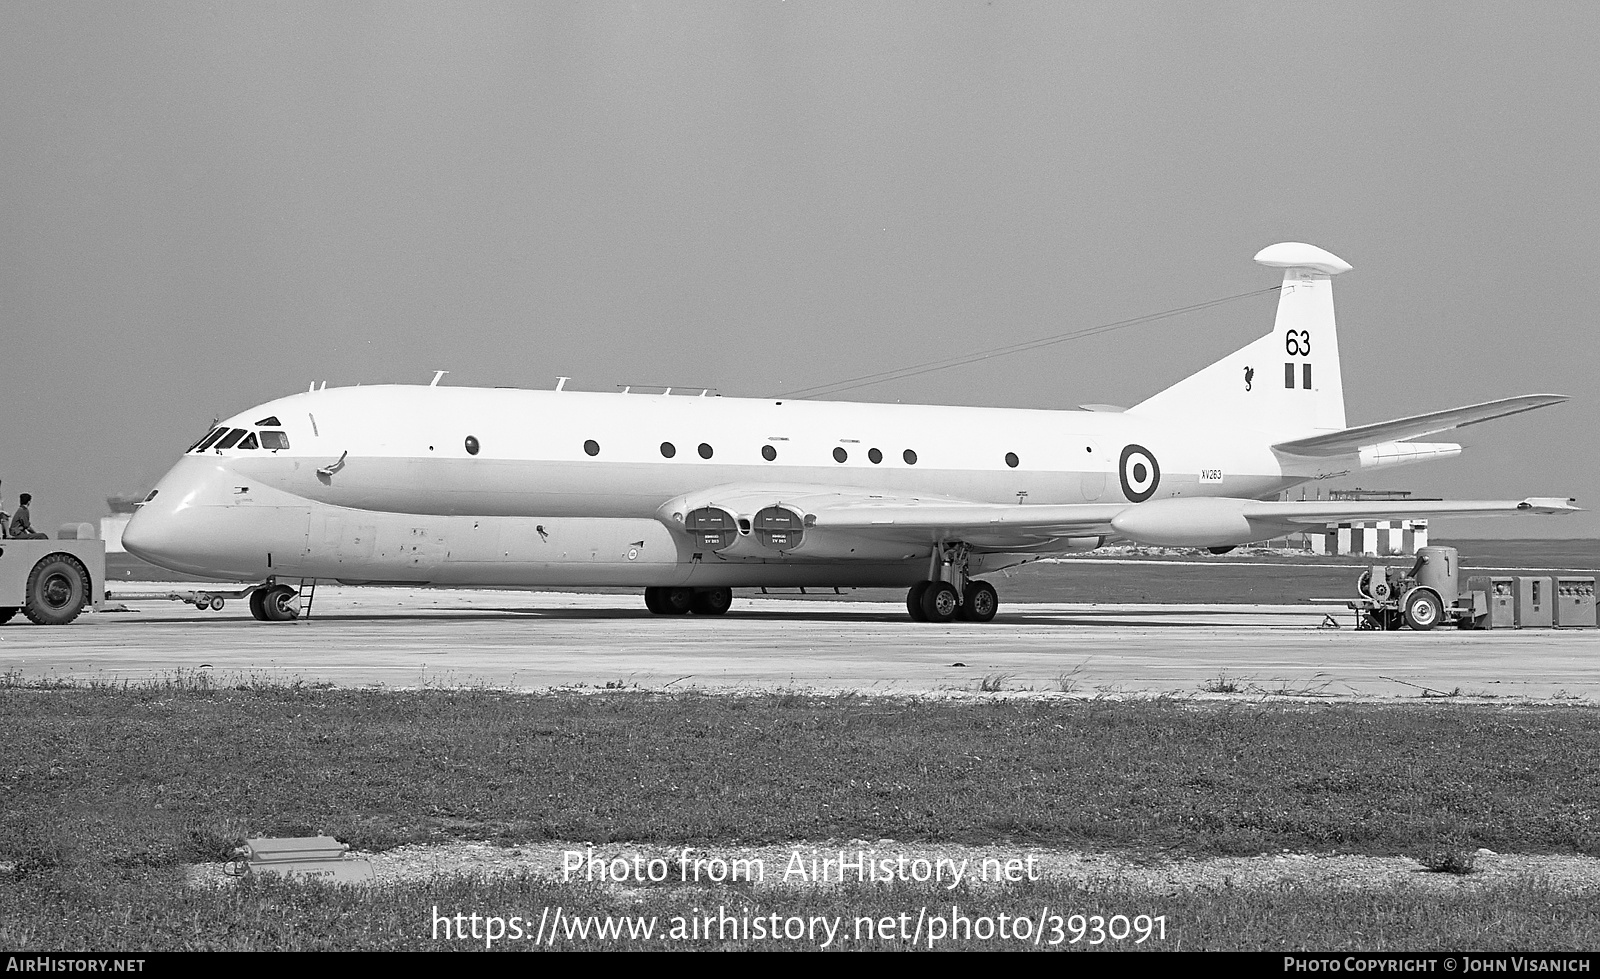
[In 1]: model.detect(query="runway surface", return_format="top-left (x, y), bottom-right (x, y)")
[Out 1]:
top-left (3, 583), bottom-right (1597, 700)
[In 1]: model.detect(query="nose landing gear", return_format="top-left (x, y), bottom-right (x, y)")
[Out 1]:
top-left (248, 583), bottom-right (301, 622)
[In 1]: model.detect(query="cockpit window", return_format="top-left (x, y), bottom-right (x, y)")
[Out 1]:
top-left (254, 416), bottom-right (282, 426)
top-left (192, 428), bottom-right (227, 453)
top-left (260, 431), bottom-right (290, 450)
top-left (236, 432), bottom-right (260, 450)
top-left (214, 428), bottom-right (247, 450)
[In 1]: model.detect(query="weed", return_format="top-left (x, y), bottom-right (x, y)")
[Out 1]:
top-left (1200, 672), bottom-right (1241, 694)
top-left (978, 673), bottom-right (1012, 693)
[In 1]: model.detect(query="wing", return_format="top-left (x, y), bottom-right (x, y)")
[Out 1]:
top-left (1271, 394), bottom-right (1568, 457)
top-left (659, 483), bottom-right (1579, 555)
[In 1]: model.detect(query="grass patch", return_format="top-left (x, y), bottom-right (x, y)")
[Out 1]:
top-left (5, 686), bottom-right (1600, 875)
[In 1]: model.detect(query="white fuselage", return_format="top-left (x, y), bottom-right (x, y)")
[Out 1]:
top-left (122, 384), bottom-right (1319, 588)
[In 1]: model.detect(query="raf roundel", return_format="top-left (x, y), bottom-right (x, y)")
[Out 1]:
top-left (1118, 444), bottom-right (1161, 503)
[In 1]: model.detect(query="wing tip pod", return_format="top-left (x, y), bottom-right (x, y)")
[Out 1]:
top-left (1518, 497), bottom-right (1582, 514)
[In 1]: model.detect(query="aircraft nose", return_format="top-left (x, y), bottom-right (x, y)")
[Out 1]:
top-left (119, 456), bottom-right (243, 578)
top-left (120, 502), bottom-right (180, 569)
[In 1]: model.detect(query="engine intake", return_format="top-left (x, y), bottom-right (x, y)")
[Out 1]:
top-left (684, 507), bottom-right (737, 551)
top-left (753, 506), bottom-right (804, 550)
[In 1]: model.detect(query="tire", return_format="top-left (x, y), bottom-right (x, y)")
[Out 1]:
top-left (906, 581), bottom-right (931, 622)
top-left (920, 582), bottom-right (960, 623)
top-left (0, 607), bottom-right (18, 626)
top-left (960, 581), bottom-right (999, 623)
top-left (661, 587), bottom-right (694, 615)
top-left (261, 585), bottom-right (300, 622)
top-left (248, 588), bottom-right (270, 621)
top-left (1402, 589), bottom-right (1443, 632)
top-left (22, 554), bottom-right (90, 625)
top-left (643, 587), bottom-right (665, 614)
top-left (690, 587), bottom-right (733, 616)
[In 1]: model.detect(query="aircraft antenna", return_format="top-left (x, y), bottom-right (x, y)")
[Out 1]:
top-left (773, 285), bottom-right (1279, 400)
top-left (431, 371), bottom-right (449, 387)
top-left (555, 376), bottom-right (570, 391)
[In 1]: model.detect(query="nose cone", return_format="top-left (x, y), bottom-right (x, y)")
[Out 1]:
top-left (120, 503), bottom-right (184, 572)
top-left (120, 456), bottom-right (258, 580)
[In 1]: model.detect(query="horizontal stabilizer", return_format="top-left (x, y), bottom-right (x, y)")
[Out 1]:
top-left (1272, 394), bottom-right (1568, 457)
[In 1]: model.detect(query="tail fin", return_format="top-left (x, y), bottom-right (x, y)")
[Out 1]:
top-left (1129, 242), bottom-right (1349, 438)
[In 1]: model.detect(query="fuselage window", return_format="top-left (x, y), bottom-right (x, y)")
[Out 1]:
top-left (833, 447), bottom-right (848, 463)
top-left (1005, 452), bottom-right (1019, 468)
top-left (660, 442), bottom-right (676, 459)
top-left (254, 415), bottom-right (282, 427)
top-left (761, 445), bottom-right (777, 462)
top-left (465, 436), bottom-right (480, 456)
top-left (698, 443), bottom-right (713, 459)
top-left (868, 448), bottom-right (883, 464)
top-left (260, 431), bottom-right (291, 450)
top-left (214, 429), bottom-right (247, 450)
top-left (584, 439), bottom-right (600, 457)
top-left (236, 432), bottom-right (260, 450)
top-left (903, 449), bottom-right (918, 465)
top-left (193, 428), bottom-right (227, 453)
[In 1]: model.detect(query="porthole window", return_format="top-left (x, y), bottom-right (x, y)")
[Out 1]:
top-left (698, 442), bottom-right (713, 459)
top-left (1085, 445), bottom-right (1093, 453)
top-left (833, 447), bottom-right (848, 463)
top-left (761, 445), bottom-right (777, 462)
top-left (465, 436), bottom-right (480, 455)
top-left (868, 448), bottom-right (883, 464)
top-left (903, 449), bottom-right (918, 465)
top-left (1005, 452), bottom-right (1019, 468)
top-left (584, 439), bottom-right (600, 456)
top-left (660, 442), bottom-right (676, 458)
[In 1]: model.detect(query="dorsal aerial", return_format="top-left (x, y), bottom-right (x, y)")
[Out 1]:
top-left (122, 242), bottom-right (1574, 624)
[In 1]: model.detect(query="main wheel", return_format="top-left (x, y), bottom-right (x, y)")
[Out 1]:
top-left (906, 581), bottom-right (931, 622)
top-left (690, 587), bottom-right (733, 616)
top-left (660, 587), bottom-right (694, 615)
top-left (260, 584), bottom-right (300, 622)
top-left (1402, 589), bottom-right (1443, 631)
top-left (959, 581), bottom-right (999, 623)
top-left (248, 588), bottom-right (270, 621)
top-left (643, 587), bottom-right (667, 614)
top-left (919, 582), bottom-right (960, 623)
top-left (22, 554), bottom-right (90, 625)
top-left (0, 607), bottom-right (19, 626)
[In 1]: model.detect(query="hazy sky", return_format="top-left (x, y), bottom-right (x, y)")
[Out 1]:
top-left (2, 1), bottom-right (1595, 538)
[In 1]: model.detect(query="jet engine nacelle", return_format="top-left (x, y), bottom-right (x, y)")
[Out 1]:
top-left (1109, 498), bottom-right (1289, 548)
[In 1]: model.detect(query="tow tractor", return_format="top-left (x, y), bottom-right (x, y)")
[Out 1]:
top-left (1316, 545), bottom-right (1480, 631)
top-left (0, 539), bottom-right (106, 625)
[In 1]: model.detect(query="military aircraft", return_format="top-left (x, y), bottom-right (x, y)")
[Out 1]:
top-left (122, 242), bottom-right (1574, 623)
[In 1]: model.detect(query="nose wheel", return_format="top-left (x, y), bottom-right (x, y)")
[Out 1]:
top-left (248, 584), bottom-right (301, 622)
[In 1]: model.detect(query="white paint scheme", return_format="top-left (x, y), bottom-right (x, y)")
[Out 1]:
top-left (121, 244), bottom-right (1575, 619)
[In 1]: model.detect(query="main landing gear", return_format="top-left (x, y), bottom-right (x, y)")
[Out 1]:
top-left (906, 543), bottom-right (1000, 623)
top-left (643, 586), bottom-right (733, 616)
